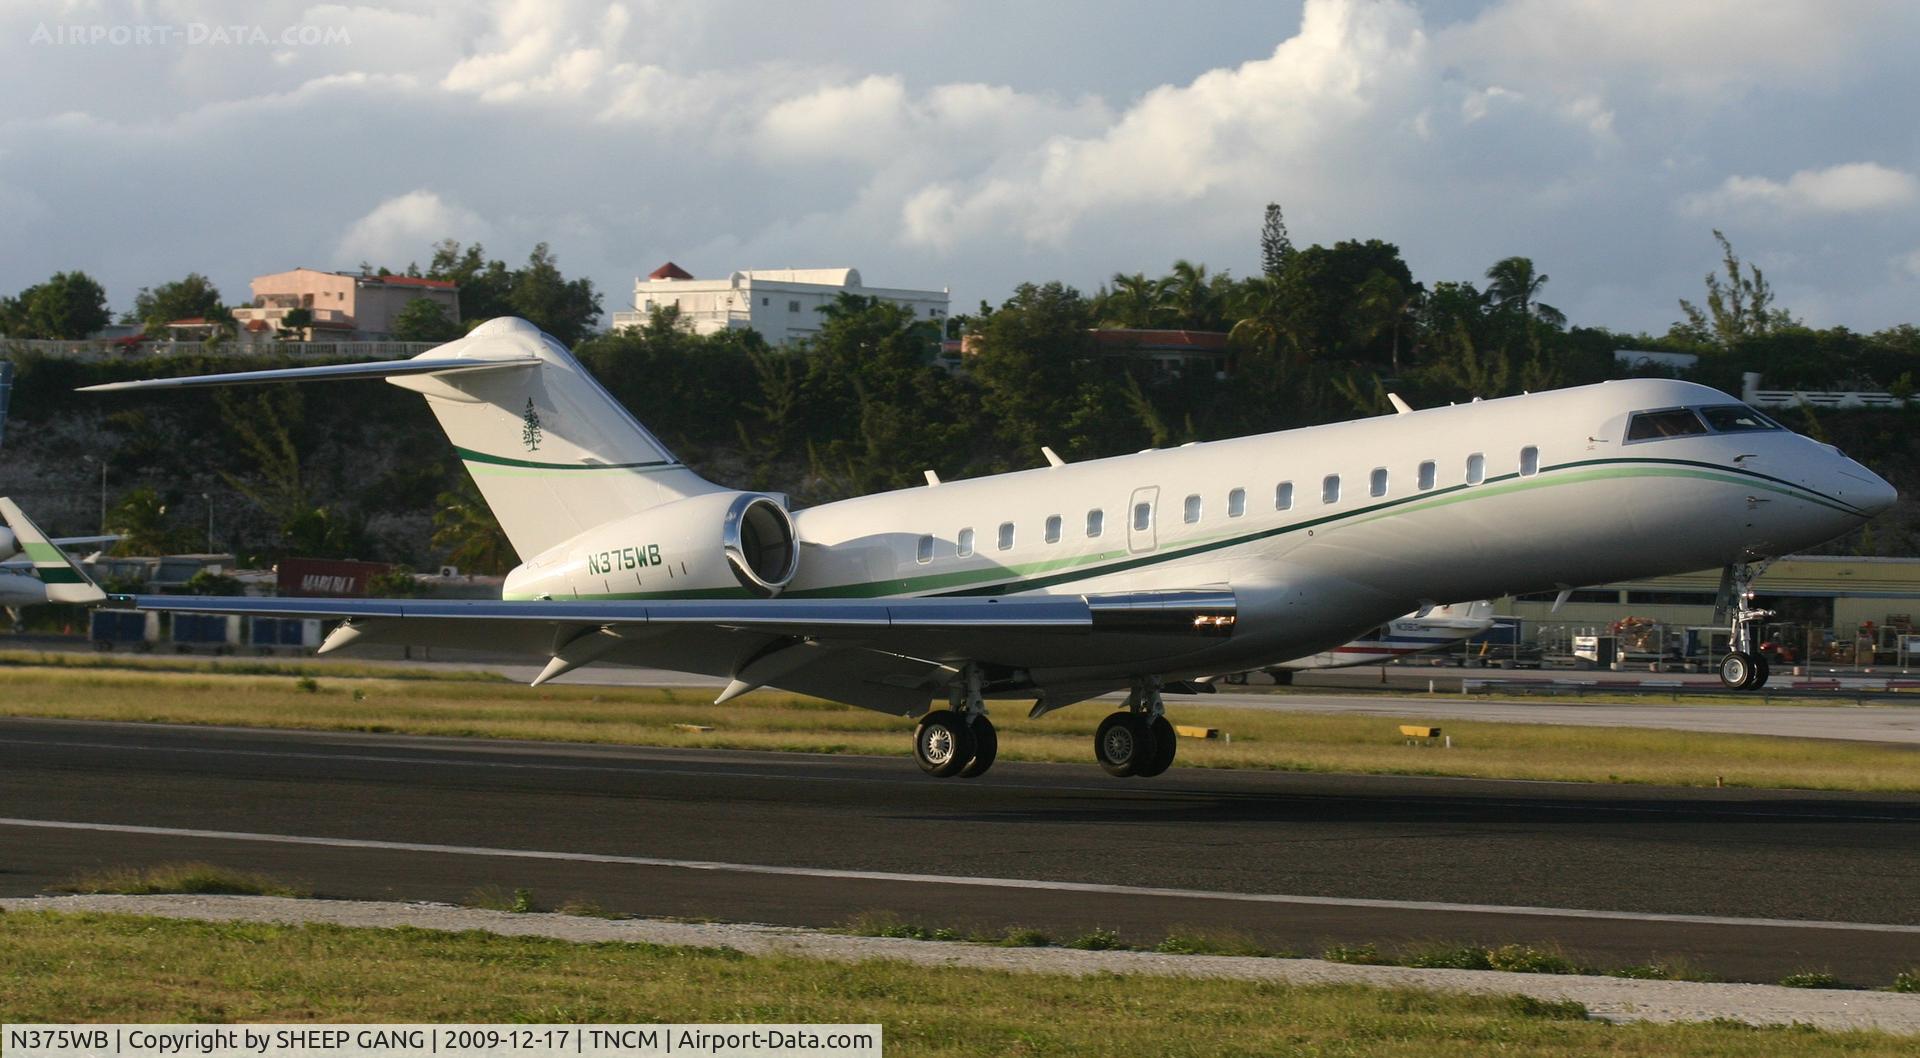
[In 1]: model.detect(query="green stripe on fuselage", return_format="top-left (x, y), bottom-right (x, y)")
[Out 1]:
top-left (524, 457), bottom-right (1860, 602)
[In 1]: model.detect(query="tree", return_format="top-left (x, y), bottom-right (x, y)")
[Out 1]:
top-left (366, 566), bottom-right (427, 597)
top-left (106, 488), bottom-right (180, 556)
top-left (1675, 229), bottom-right (1792, 346)
top-left (427, 240), bottom-right (515, 323)
top-left (278, 307), bottom-right (314, 341)
top-left (1159, 259), bottom-right (1226, 330)
top-left (184, 569), bottom-right (246, 596)
top-left (1259, 203), bottom-right (1296, 279)
top-left (1484, 256), bottom-right (1564, 328)
top-left (1094, 272), bottom-right (1166, 328)
top-left (390, 296), bottom-right (463, 342)
top-left (432, 478), bottom-right (514, 574)
top-left (1, 271), bottom-right (111, 338)
top-left (510, 243), bottom-right (602, 346)
top-left (133, 273), bottom-right (228, 330)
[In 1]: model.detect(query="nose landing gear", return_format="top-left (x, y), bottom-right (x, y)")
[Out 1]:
top-left (1094, 678), bottom-right (1177, 778)
top-left (1717, 561), bottom-right (1776, 691)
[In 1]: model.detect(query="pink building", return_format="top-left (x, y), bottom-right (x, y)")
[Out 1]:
top-left (230, 268), bottom-right (460, 341)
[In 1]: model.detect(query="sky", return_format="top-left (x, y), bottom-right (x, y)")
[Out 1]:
top-left (5, 0), bottom-right (1920, 336)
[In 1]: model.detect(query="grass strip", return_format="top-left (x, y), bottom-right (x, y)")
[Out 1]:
top-left (0, 648), bottom-right (506, 682)
top-left (841, 915), bottom-right (1920, 991)
top-left (1, 664), bottom-right (1915, 791)
top-left (53, 862), bottom-right (309, 898)
top-left (0, 911), bottom-right (1911, 1056)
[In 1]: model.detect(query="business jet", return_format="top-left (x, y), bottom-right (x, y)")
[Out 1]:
top-left (80, 317), bottom-right (1895, 778)
top-left (0, 498), bottom-right (109, 615)
top-left (1239, 600), bottom-right (1496, 684)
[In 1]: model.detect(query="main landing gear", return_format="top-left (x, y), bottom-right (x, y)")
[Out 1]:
top-left (1717, 560), bottom-right (1776, 691)
top-left (1093, 678), bottom-right (1176, 778)
top-left (914, 665), bottom-right (998, 778)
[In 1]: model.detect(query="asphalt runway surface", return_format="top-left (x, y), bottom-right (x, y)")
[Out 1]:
top-left (3, 717), bottom-right (1916, 984)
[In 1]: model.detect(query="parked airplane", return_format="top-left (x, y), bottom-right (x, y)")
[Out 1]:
top-left (0, 498), bottom-right (109, 612)
top-left (81, 318), bottom-right (1895, 778)
top-left (1245, 600), bottom-right (1496, 683)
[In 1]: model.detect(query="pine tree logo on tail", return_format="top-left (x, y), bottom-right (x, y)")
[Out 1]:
top-left (522, 398), bottom-right (542, 451)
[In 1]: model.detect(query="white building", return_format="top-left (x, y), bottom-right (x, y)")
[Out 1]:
top-left (612, 262), bottom-right (949, 347)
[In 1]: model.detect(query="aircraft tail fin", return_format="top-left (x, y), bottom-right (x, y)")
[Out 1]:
top-left (0, 498), bottom-right (105, 603)
top-left (81, 317), bottom-right (722, 560)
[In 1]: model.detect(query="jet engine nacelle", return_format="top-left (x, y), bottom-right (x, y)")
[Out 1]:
top-left (0, 527), bottom-right (15, 561)
top-left (504, 491), bottom-right (798, 601)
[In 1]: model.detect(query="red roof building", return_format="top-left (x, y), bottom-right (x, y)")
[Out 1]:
top-left (648, 261), bottom-right (695, 281)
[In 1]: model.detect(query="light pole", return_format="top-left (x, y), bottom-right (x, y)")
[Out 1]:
top-left (203, 493), bottom-right (213, 553)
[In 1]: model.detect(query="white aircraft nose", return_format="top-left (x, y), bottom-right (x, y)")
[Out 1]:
top-left (1855, 469), bottom-right (1898, 517)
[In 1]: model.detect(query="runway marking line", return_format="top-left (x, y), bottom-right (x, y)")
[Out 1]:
top-left (3, 815), bottom-right (1916, 936)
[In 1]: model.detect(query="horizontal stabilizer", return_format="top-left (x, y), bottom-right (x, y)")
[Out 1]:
top-left (78, 356), bottom-right (542, 393)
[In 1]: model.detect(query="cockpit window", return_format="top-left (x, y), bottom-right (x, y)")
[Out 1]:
top-left (1697, 405), bottom-right (1781, 432)
top-left (1625, 408), bottom-right (1708, 442)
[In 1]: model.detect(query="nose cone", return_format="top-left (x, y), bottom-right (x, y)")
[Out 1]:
top-left (1855, 469), bottom-right (1898, 517)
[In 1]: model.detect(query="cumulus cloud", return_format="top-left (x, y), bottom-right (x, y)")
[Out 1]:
top-left (4, 0), bottom-right (1920, 334)
top-left (899, 0), bottom-right (1434, 248)
top-left (335, 191), bottom-right (491, 267)
top-left (1680, 163), bottom-right (1920, 218)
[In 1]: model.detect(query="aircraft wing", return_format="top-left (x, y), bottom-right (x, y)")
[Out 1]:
top-left (106, 590), bottom-right (1237, 714)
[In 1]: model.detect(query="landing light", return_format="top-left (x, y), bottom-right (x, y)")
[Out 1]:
top-left (1192, 614), bottom-right (1236, 629)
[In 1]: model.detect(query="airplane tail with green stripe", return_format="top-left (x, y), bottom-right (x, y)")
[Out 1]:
top-left (0, 497), bottom-right (105, 603)
top-left (386, 318), bottom-right (721, 560)
top-left (82, 317), bottom-right (724, 561)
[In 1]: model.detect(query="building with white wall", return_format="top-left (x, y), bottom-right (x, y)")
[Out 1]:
top-left (612, 263), bottom-right (949, 347)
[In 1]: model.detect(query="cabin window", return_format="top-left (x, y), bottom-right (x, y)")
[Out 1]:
top-left (998, 522), bottom-right (1015, 551)
top-left (916, 534), bottom-right (934, 564)
top-left (1466, 453), bottom-right (1485, 485)
top-left (1087, 509), bottom-right (1104, 537)
top-left (1045, 514), bottom-right (1062, 543)
top-left (957, 528), bottom-right (975, 557)
top-left (1698, 405), bottom-right (1781, 432)
top-left (1184, 494), bottom-right (1202, 524)
top-left (1322, 474), bottom-right (1340, 505)
top-left (1519, 446), bottom-right (1540, 476)
top-left (1369, 468), bottom-right (1388, 497)
top-left (1227, 488), bottom-right (1246, 518)
top-left (1625, 408), bottom-right (1708, 442)
top-left (1276, 482), bottom-right (1294, 510)
top-left (1133, 502), bottom-right (1152, 531)
top-left (1417, 460), bottom-right (1436, 491)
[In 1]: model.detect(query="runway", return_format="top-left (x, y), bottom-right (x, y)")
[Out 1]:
top-left (2, 717), bottom-right (1916, 984)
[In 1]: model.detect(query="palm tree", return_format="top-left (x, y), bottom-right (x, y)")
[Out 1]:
top-left (1100, 272), bottom-right (1166, 328)
top-left (1228, 276), bottom-right (1309, 375)
top-left (1484, 256), bottom-right (1565, 328)
top-left (1160, 259), bottom-right (1221, 330)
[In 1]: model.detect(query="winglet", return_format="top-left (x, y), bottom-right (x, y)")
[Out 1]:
top-left (0, 498), bottom-right (105, 603)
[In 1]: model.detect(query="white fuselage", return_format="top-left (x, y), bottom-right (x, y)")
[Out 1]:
top-left (504, 378), bottom-right (1892, 690)
top-left (0, 570), bottom-right (52, 607)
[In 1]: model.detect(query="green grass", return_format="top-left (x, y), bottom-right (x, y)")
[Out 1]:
top-left (1, 911), bottom-right (1911, 1056)
top-left (52, 862), bottom-right (308, 898)
top-left (0, 648), bottom-right (508, 682)
top-left (1, 662), bottom-right (1917, 790)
